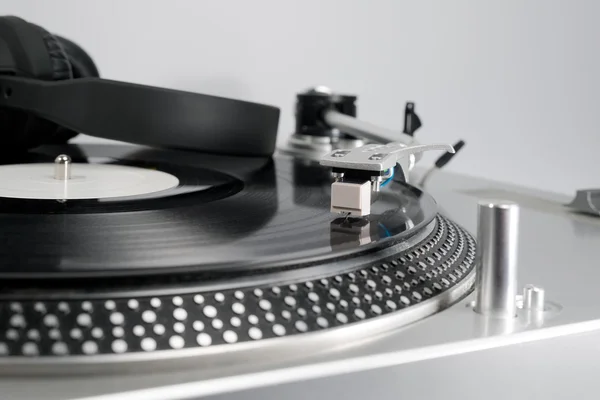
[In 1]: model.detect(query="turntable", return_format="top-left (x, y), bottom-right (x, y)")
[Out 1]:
top-left (1, 15), bottom-right (600, 400)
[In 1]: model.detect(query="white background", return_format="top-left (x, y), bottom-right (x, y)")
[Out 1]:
top-left (2, 0), bottom-right (598, 195)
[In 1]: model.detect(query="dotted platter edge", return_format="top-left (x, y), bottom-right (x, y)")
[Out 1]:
top-left (0, 215), bottom-right (476, 358)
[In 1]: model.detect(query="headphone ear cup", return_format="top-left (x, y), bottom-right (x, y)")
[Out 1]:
top-left (31, 24), bottom-right (73, 81)
top-left (0, 22), bottom-right (75, 152)
top-left (55, 35), bottom-right (99, 78)
top-left (46, 35), bottom-right (101, 144)
top-left (17, 24), bottom-right (78, 149)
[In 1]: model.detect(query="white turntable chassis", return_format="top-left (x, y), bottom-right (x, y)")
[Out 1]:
top-left (1, 168), bottom-right (597, 400)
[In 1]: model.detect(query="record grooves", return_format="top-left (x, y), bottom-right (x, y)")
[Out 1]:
top-left (0, 144), bottom-right (437, 281)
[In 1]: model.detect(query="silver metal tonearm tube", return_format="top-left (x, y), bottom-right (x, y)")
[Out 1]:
top-left (323, 109), bottom-right (417, 146)
top-left (474, 200), bottom-right (520, 318)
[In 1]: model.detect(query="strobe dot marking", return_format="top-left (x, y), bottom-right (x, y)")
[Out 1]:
top-left (52, 342), bottom-right (68, 356)
top-left (386, 300), bottom-right (397, 310)
top-left (232, 303), bottom-right (245, 315)
top-left (153, 324), bottom-right (166, 335)
top-left (27, 329), bottom-right (40, 341)
top-left (112, 340), bottom-right (128, 354)
top-left (69, 329), bottom-right (82, 340)
top-left (212, 319), bottom-right (224, 330)
top-left (295, 321), bottom-right (308, 332)
top-left (272, 324), bottom-right (286, 336)
top-left (259, 299), bottom-right (272, 311)
top-left (317, 317), bottom-right (329, 328)
top-left (22, 342), bottom-right (38, 356)
top-left (141, 338), bottom-right (157, 351)
top-left (58, 302), bottom-right (70, 313)
top-left (223, 330), bottom-right (238, 344)
top-left (193, 321), bottom-right (205, 332)
top-left (169, 336), bottom-right (185, 349)
top-left (173, 308), bottom-right (188, 321)
top-left (284, 296), bottom-right (297, 307)
top-left (82, 341), bottom-right (98, 355)
top-left (6, 329), bottom-right (18, 341)
top-left (9, 302), bottom-right (22, 313)
top-left (77, 313), bottom-right (92, 327)
top-left (44, 314), bottom-right (59, 327)
top-left (49, 329), bottom-right (61, 340)
top-left (203, 305), bottom-right (217, 318)
top-left (172, 296), bottom-right (183, 306)
top-left (9, 315), bottom-right (25, 328)
top-left (81, 301), bottom-right (93, 312)
top-left (91, 328), bottom-right (104, 339)
top-left (248, 327), bottom-right (262, 340)
top-left (142, 310), bottom-right (157, 324)
top-left (336, 313), bottom-right (348, 324)
top-left (110, 312), bottom-right (125, 325)
top-left (112, 327), bottom-right (125, 338)
top-left (150, 298), bottom-right (162, 308)
top-left (197, 333), bottom-right (212, 347)
top-left (214, 293), bottom-right (225, 303)
top-left (133, 325), bottom-right (145, 337)
top-left (128, 299), bottom-right (139, 310)
top-left (329, 288), bottom-right (341, 299)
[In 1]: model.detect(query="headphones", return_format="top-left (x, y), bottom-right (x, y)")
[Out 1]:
top-left (0, 16), bottom-right (280, 157)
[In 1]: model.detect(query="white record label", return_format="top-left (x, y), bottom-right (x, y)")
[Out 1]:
top-left (0, 163), bottom-right (179, 200)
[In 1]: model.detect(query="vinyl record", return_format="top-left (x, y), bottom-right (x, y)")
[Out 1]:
top-left (0, 144), bottom-right (437, 286)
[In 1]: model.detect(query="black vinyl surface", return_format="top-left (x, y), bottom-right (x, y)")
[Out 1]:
top-left (0, 145), bottom-right (437, 280)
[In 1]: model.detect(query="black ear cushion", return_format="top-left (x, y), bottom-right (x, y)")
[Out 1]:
top-left (16, 24), bottom-right (76, 146)
top-left (31, 24), bottom-right (72, 81)
top-left (55, 35), bottom-right (99, 78)
top-left (46, 35), bottom-right (100, 144)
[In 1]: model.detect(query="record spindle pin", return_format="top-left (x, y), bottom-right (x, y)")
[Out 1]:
top-left (54, 154), bottom-right (72, 180)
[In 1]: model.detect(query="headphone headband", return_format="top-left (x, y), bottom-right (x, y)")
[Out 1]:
top-left (0, 16), bottom-right (280, 157)
top-left (0, 75), bottom-right (279, 157)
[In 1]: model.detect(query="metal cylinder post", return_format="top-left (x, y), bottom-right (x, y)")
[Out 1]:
top-left (54, 154), bottom-right (72, 180)
top-left (523, 284), bottom-right (545, 312)
top-left (474, 200), bottom-right (520, 318)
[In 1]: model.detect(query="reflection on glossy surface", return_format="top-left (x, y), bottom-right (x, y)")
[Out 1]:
top-left (0, 145), bottom-right (437, 278)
